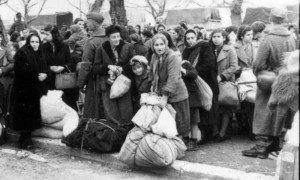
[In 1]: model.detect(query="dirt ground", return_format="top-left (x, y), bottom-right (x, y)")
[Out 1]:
top-left (184, 135), bottom-right (277, 176)
top-left (0, 144), bottom-right (198, 180)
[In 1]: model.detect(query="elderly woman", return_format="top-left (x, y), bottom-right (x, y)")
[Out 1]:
top-left (149, 33), bottom-right (190, 138)
top-left (10, 34), bottom-right (48, 149)
top-left (182, 29), bottom-right (219, 145)
top-left (93, 25), bottom-right (135, 125)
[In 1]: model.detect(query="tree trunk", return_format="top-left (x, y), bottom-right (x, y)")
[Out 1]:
top-left (230, 13), bottom-right (242, 26)
top-left (0, 17), bottom-right (8, 46)
top-left (109, 0), bottom-right (127, 26)
top-left (90, 0), bottom-right (105, 12)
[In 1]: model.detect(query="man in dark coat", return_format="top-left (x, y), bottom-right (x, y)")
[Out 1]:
top-left (242, 8), bottom-right (296, 159)
top-left (77, 12), bottom-right (107, 119)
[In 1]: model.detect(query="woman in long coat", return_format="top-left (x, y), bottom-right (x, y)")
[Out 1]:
top-left (93, 25), bottom-right (135, 125)
top-left (149, 33), bottom-right (190, 138)
top-left (9, 34), bottom-right (48, 149)
top-left (182, 29), bottom-right (219, 144)
top-left (209, 29), bottom-right (238, 142)
top-left (0, 32), bottom-right (14, 117)
top-left (42, 25), bottom-right (78, 111)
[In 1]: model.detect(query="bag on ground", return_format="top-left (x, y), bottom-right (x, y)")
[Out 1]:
top-left (118, 127), bottom-right (146, 166)
top-left (62, 118), bottom-right (131, 153)
top-left (135, 133), bottom-right (187, 167)
top-left (132, 105), bottom-right (161, 131)
top-left (110, 74), bottom-right (131, 99)
top-left (151, 104), bottom-right (177, 139)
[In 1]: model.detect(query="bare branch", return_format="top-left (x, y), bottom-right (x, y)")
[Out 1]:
top-left (5, 3), bottom-right (18, 13)
top-left (0, 0), bottom-right (9, 6)
top-left (27, 0), bottom-right (48, 24)
top-left (67, 0), bottom-right (87, 15)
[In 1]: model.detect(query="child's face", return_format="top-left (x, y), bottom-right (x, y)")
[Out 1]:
top-left (132, 63), bottom-right (144, 76)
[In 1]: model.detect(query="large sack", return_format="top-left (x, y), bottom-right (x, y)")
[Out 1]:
top-left (62, 105), bottom-right (79, 137)
top-left (237, 68), bottom-right (257, 103)
top-left (135, 133), bottom-right (187, 167)
top-left (132, 105), bottom-right (161, 131)
top-left (195, 76), bottom-right (213, 111)
top-left (151, 104), bottom-right (178, 139)
top-left (40, 90), bottom-right (66, 124)
top-left (62, 118), bottom-right (131, 153)
top-left (32, 126), bottom-right (63, 139)
top-left (118, 127), bottom-right (146, 166)
top-left (110, 74), bottom-right (131, 99)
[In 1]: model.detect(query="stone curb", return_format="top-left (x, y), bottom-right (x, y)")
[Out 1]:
top-left (6, 131), bottom-right (275, 180)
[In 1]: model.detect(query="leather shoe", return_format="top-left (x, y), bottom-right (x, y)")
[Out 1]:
top-left (242, 145), bottom-right (269, 159)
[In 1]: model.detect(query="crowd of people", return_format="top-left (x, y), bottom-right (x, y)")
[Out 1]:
top-left (0, 7), bottom-right (298, 160)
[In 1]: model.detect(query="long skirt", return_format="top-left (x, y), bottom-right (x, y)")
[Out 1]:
top-left (170, 98), bottom-right (190, 136)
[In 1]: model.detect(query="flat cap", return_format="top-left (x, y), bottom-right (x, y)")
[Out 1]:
top-left (86, 12), bottom-right (104, 22)
top-left (270, 7), bottom-right (288, 19)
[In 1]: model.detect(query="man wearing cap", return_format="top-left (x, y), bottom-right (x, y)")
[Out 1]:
top-left (242, 8), bottom-right (296, 159)
top-left (77, 12), bottom-right (107, 119)
top-left (9, 13), bottom-right (27, 36)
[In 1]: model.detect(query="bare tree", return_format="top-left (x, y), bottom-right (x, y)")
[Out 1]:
top-left (67, 0), bottom-right (105, 16)
top-left (6, 0), bottom-right (48, 25)
top-left (109, 0), bottom-right (127, 26)
top-left (144, 0), bottom-right (167, 22)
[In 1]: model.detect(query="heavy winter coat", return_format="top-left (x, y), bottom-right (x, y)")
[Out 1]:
top-left (77, 28), bottom-right (107, 119)
top-left (93, 40), bottom-right (135, 125)
top-left (252, 26), bottom-right (296, 136)
top-left (149, 48), bottom-right (188, 103)
top-left (182, 41), bottom-right (219, 125)
top-left (42, 41), bottom-right (79, 110)
top-left (9, 45), bottom-right (48, 131)
top-left (216, 44), bottom-right (238, 81)
top-left (0, 46), bottom-right (14, 115)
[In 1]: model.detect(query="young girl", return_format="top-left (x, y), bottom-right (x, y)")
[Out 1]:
top-left (129, 55), bottom-right (151, 111)
top-left (209, 29), bottom-right (238, 142)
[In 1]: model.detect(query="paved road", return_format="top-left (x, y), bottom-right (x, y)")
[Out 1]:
top-left (0, 144), bottom-right (199, 180)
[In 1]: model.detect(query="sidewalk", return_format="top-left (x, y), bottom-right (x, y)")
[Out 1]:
top-left (5, 129), bottom-right (276, 180)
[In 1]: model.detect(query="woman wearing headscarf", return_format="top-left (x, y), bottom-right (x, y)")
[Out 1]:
top-left (182, 29), bottom-right (219, 144)
top-left (149, 33), bottom-right (190, 138)
top-left (93, 25), bottom-right (135, 125)
top-left (9, 33), bottom-right (48, 149)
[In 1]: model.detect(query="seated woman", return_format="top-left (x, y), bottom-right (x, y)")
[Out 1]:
top-left (93, 25), bottom-right (135, 125)
top-left (149, 33), bottom-right (190, 139)
top-left (9, 34), bottom-right (48, 149)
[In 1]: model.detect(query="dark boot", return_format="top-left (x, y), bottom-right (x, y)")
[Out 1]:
top-left (24, 132), bottom-right (34, 150)
top-left (18, 132), bottom-right (26, 149)
top-left (242, 145), bottom-right (269, 159)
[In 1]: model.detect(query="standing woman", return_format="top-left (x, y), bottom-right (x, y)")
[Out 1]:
top-left (135, 24), bottom-right (142, 36)
top-left (93, 25), bottom-right (135, 125)
top-left (149, 33), bottom-right (190, 138)
top-left (209, 29), bottom-right (238, 142)
top-left (10, 34), bottom-right (48, 149)
top-left (42, 25), bottom-right (78, 111)
top-left (173, 26), bottom-right (185, 54)
top-left (182, 29), bottom-right (219, 144)
top-left (0, 31), bottom-right (14, 118)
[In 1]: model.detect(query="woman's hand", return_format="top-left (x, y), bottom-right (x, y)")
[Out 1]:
top-left (217, 75), bottom-right (222, 83)
top-left (158, 95), bottom-right (168, 109)
top-left (108, 65), bottom-right (118, 72)
top-left (38, 73), bottom-right (47, 82)
top-left (50, 66), bottom-right (57, 72)
top-left (55, 66), bottom-right (65, 73)
top-left (181, 67), bottom-right (186, 75)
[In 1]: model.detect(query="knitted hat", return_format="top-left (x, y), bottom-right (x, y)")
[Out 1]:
top-left (70, 25), bottom-right (81, 34)
top-left (130, 55), bottom-right (148, 66)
